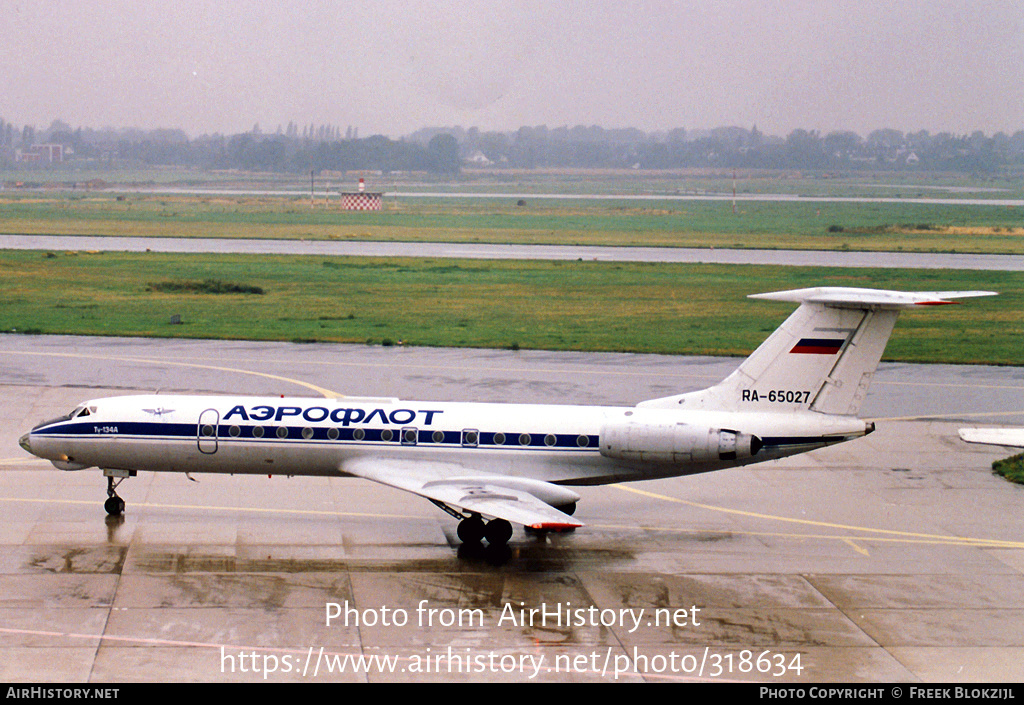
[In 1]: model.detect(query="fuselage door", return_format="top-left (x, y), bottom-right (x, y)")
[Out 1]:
top-left (198, 408), bottom-right (219, 454)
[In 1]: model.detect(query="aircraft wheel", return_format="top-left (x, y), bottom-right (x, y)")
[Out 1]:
top-left (104, 496), bottom-right (125, 516)
top-left (484, 519), bottom-right (513, 546)
top-left (457, 516), bottom-right (485, 544)
top-left (554, 502), bottom-right (577, 516)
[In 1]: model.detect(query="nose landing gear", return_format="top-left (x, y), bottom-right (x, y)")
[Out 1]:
top-left (102, 470), bottom-right (134, 516)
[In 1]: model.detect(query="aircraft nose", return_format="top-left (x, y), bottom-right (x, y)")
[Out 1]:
top-left (19, 433), bottom-right (32, 455)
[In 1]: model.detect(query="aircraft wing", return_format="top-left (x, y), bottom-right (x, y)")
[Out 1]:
top-left (959, 428), bottom-right (1024, 448)
top-left (341, 457), bottom-right (583, 529)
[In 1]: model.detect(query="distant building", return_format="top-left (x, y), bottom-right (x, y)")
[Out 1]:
top-left (465, 150), bottom-right (492, 166)
top-left (16, 144), bottom-right (63, 163)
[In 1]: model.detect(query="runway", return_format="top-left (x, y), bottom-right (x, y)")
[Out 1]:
top-left (2, 335), bottom-right (1024, 682)
top-left (3, 234), bottom-right (1024, 271)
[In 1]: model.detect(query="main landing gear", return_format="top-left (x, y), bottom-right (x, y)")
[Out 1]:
top-left (457, 514), bottom-right (513, 546)
top-left (428, 499), bottom-right (516, 547)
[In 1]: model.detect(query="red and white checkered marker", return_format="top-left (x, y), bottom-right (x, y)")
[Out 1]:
top-left (340, 192), bottom-right (382, 210)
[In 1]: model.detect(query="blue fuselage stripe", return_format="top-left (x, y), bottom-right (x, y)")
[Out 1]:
top-left (35, 422), bottom-right (600, 450)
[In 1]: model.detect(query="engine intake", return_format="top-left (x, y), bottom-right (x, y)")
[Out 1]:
top-left (599, 421), bottom-right (762, 465)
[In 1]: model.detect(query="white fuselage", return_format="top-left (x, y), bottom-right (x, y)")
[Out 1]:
top-left (24, 393), bottom-right (871, 485)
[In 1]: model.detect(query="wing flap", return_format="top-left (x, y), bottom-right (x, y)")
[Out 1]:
top-left (341, 457), bottom-right (583, 529)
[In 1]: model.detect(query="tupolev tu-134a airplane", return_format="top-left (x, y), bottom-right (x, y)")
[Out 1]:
top-left (19, 286), bottom-right (994, 546)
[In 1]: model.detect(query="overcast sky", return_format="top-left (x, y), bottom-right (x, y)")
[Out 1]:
top-left (2, 0), bottom-right (1022, 139)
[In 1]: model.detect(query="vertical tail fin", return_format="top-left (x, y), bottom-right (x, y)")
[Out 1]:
top-left (640, 287), bottom-right (995, 415)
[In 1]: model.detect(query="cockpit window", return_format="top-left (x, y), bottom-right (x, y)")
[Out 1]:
top-left (33, 404), bottom-right (87, 430)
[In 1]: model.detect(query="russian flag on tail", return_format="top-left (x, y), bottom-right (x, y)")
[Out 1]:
top-left (790, 338), bottom-right (845, 354)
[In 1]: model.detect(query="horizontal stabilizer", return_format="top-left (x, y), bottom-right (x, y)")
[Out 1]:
top-left (750, 287), bottom-right (997, 309)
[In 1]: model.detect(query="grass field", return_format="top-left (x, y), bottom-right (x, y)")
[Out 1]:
top-left (2, 172), bottom-right (1021, 365)
top-left (993, 452), bottom-right (1024, 484)
top-left (2, 188), bottom-right (1022, 253)
top-left (1, 249), bottom-right (1019, 365)
top-left (3, 167), bottom-right (1023, 250)
top-left (5, 164), bottom-right (1024, 196)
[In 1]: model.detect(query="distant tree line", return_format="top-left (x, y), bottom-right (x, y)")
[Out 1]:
top-left (0, 118), bottom-right (461, 175)
top-left (3, 117), bottom-right (1024, 175)
top-left (419, 124), bottom-right (1024, 174)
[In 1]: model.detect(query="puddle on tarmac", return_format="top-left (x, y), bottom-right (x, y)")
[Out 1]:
top-left (26, 546), bottom-right (127, 574)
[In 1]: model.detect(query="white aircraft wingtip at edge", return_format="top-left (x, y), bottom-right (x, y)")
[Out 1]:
top-left (959, 428), bottom-right (1024, 448)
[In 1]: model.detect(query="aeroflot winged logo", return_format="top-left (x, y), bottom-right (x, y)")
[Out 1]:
top-left (789, 338), bottom-right (845, 355)
top-left (222, 405), bottom-right (444, 426)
